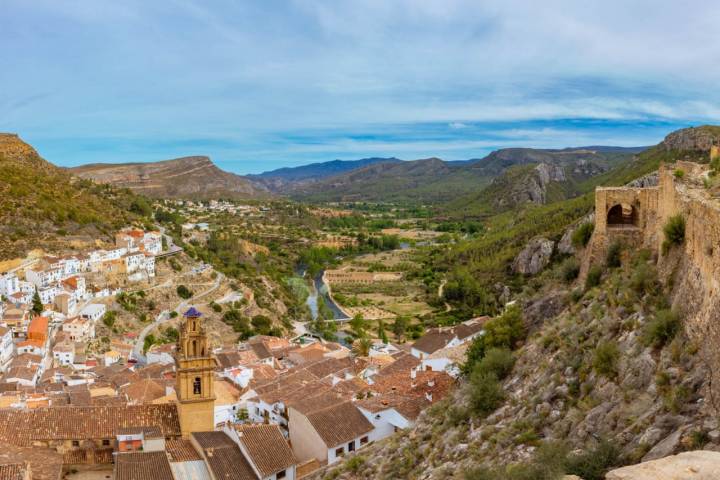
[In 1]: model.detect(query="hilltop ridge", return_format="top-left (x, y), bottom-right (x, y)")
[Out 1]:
top-left (71, 156), bottom-right (267, 200)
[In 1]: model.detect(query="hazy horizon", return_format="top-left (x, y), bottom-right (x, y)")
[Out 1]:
top-left (3, 1), bottom-right (719, 174)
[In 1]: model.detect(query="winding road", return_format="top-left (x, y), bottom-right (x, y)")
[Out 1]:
top-left (130, 270), bottom-right (224, 364)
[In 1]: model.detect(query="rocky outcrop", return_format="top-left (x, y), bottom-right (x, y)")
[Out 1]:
top-left (558, 213), bottom-right (595, 255)
top-left (512, 237), bottom-right (555, 275)
top-left (607, 451), bottom-right (720, 479)
top-left (70, 156), bottom-right (267, 200)
top-left (662, 126), bottom-right (720, 152)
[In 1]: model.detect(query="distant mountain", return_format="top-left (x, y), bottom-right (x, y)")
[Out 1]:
top-left (288, 147), bottom-right (646, 204)
top-left (249, 157), bottom-right (401, 191)
top-left (0, 133), bottom-right (139, 259)
top-left (70, 156), bottom-right (267, 200)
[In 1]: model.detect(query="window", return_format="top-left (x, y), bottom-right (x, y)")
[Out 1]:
top-left (335, 447), bottom-right (344, 457)
top-left (348, 441), bottom-right (355, 452)
top-left (193, 377), bottom-right (202, 395)
top-left (277, 471), bottom-right (286, 479)
top-left (102, 439), bottom-right (110, 446)
top-left (360, 436), bottom-right (369, 445)
top-left (72, 440), bottom-right (80, 447)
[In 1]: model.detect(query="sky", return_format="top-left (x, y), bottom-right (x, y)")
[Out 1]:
top-left (2, 1), bottom-right (720, 174)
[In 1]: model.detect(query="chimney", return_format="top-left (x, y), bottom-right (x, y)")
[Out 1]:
top-left (427, 380), bottom-right (435, 387)
top-left (425, 392), bottom-right (433, 402)
top-left (410, 369), bottom-right (416, 380)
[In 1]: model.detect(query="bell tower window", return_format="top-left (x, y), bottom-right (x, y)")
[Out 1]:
top-left (193, 377), bottom-right (202, 395)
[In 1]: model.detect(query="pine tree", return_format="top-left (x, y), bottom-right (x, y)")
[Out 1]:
top-left (31, 289), bottom-right (43, 315)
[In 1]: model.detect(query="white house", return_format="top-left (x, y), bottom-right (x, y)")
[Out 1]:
top-left (52, 341), bottom-right (75, 366)
top-left (79, 304), bottom-right (106, 323)
top-left (410, 317), bottom-right (486, 360)
top-left (146, 343), bottom-right (175, 365)
top-left (62, 316), bottom-right (95, 342)
top-left (288, 401), bottom-right (374, 465)
top-left (0, 326), bottom-right (14, 369)
top-left (356, 395), bottom-right (423, 441)
top-left (0, 273), bottom-right (20, 297)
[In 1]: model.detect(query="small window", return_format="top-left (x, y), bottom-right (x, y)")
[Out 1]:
top-left (360, 436), bottom-right (369, 445)
top-left (193, 377), bottom-right (202, 395)
top-left (72, 440), bottom-right (80, 447)
top-left (348, 441), bottom-right (355, 452)
top-left (335, 447), bottom-right (344, 457)
top-left (102, 439), bottom-right (110, 446)
top-left (277, 471), bottom-right (286, 479)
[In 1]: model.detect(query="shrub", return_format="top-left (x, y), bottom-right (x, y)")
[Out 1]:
top-left (483, 304), bottom-right (525, 351)
top-left (102, 311), bottom-right (117, 328)
top-left (673, 169), bottom-right (685, 179)
top-left (662, 215), bottom-right (685, 254)
top-left (585, 266), bottom-right (603, 290)
top-left (606, 241), bottom-right (622, 268)
top-left (592, 341), bottom-right (619, 378)
top-left (560, 258), bottom-right (580, 283)
top-left (572, 222), bottom-right (595, 248)
top-left (176, 285), bottom-right (193, 299)
top-left (642, 309), bottom-right (681, 347)
top-left (468, 370), bottom-right (505, 416)
top-left (477, 348), bottom-right (515, 380)
top-left (345, 456), bottom-right (366, 474)
top-left (629, 263), bottom-right (659, 296)
top-left (564, 439), bottom-right (620, 480)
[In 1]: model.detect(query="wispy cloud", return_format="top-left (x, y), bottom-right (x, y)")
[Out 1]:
top-left (2, 0), bottom-right (719, 172)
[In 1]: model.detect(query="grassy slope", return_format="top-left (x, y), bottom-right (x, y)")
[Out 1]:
top-left (0, 146), bottom-right (139, 260)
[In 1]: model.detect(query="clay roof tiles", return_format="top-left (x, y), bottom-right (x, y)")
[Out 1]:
top-left (115, 451), bottom-right (175, 480)
top-left (235, 424), bottom-right (297, 478)
top-left (305, 401), bottom-right (373, 448)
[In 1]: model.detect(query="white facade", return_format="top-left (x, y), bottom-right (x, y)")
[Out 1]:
top-left (0, 328), bottom-right (14, 368)
top-left (80, 304), bottom-right (106, 322)
top-left (357, 406), bottom-right (413, 442)
top-left (53, 342), bottom-right (75, 366)
top-left (0, 273), bottom-right (20, 297)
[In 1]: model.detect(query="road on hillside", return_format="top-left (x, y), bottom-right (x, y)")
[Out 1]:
top-left (130, 270), bottom-right (224, 364)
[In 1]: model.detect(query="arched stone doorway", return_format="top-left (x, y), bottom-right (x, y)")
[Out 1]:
top-left (607, 203), bottom-right (638, 226)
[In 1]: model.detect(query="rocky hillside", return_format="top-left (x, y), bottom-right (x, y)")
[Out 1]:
top-left (0, 133), bottom-right (139, 260)
top-left (661, 125), bottom-right (720, 153)
top-left (71, 156), bottom-right (267, 200)
top-left (290, 148), bottom-right (641, 204)
top-left (248, 157), bottom-right (401, 192)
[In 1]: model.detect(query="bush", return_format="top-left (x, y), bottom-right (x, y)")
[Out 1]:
top-left (560, 258), bottom-right (580, 283)
top-left (585, 266), bottom-right (603, 290)
top-left (629, 263), bottom-right (659, 296)
top-left (176, 285), bottom-right (193, 299)
top-left (484, 304), bottom-right (525, 351)
top-left (662, 214), bottom-right (685, 254)
top-left (468, 370), bottom-right (505, 417)
top-left (572, 222), bottom-right (594, 248)
top-left (102, 311), bottom-right (117, 328)
top-left (477, 348), bottom-right (515, 380)
top-left (674, 169), bottom-right (685, 179)
top-left (606, 241), bottom-right (622, 268)
top-left (592, 341), bottom-right (619, 378)
top-left (564, 439), bottom-right (620, 480)
top-left (642, 309), bottom-right (681, 347)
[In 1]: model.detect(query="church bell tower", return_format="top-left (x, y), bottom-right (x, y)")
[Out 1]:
top-left (175, 306), bottom-right (217, 436)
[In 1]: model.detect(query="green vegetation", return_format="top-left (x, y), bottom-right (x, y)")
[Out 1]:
top-left (662, 214), bottom-right (686, 254)
top-left (560, 257), bottom-right (580, 283)
top-left (606, 241), bottom-right (623, 268)
top-left (176, 285), bottom-right (193, 299)
top-left (592, 341), bottom-right (619, 378)
top-left (642, 309), bottom-right (681, 348)
top-left (31, 290), bottom-right (43, 315)
top-left (585, 266), bottom-right (603, 290)
top-left (572, 222), bottom-right (595, 248)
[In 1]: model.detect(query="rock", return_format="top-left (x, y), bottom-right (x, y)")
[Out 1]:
top-left (642, 428), bottom-right (685, 462)
top-left (639, 427), bottom-right (666, 447)
top-left (523, 290), bottom-right (567, 329)
top-left (607, 450), bottom-right (720, 479)
top-left (620, 351), bottom-right (656, 390)
top-left (709, 430), bottom-right (720, 443)
top-left (512, 237), bottom-right (555, 275)
top-left (662, 126), bottom-right (720, 152)
top-left (558, 213), bottom-right (595, 255)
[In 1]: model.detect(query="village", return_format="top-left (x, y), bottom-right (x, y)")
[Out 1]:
top-left (0, 219), bottom-right (486, 479)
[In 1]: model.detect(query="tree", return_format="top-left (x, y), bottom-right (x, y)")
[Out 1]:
top-left (377, 320), bottom-right (389, 344)
top-left (392, 315), bottom-right (409, 340)
top-left (353, 337), bottom-right (372, 357)
top-left (350, 313), bottom-right (368, 338)
top-left (31, 289), bottom-right (43, 315)
top-left (251, 315), bottom-right (272, 335)
top-left (176, 285), bottom-right (193, 299)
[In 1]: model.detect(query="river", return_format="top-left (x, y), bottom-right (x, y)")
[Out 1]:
top-left (296, 266), bottom-right (348, 321)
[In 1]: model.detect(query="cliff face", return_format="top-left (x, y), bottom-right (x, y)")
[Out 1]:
top-left (661, 126), bottom-right (720, 153)
top-left (70, 156), bottom-right (267, 200)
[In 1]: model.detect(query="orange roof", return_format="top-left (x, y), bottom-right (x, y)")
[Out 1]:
top-left (17, 339), bottom-right (44, 349)
top-left (27, 316), bottom-right (49, 336)
top-left (62, 277), bottom-right (80, 290)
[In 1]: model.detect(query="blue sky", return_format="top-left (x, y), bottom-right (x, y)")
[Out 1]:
top-left (2, 1), bottom-right (720, 174)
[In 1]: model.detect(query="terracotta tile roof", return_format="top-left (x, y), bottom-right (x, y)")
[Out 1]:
top-left (0, 404), bottom-right (180, 445)
top-left (454, 317), bottom-right (487, 340)
top-left (304, 401), bottom-right (373, 447)
top-left (286, 389), bottom-right (345, 415)
top-left (216, 351), bottom-right (258, 370)
top-left (166, 439), bottom-right (202, 462)
top-left (121, 378), bottom-right (166, 404)
top-left (356, 393), bottom-right (429, 421)
top-left (304, 357), bottom-right (355, 379)
top-left (115, 451), bottom-right (175, 480)
top-left (371, 370), bottom-right (454, 403)
top-left (116, 426), bottom-right (163, 438)
top-left (0, 464), bottom-right (25, 480)
top-left (374, 352), bottom-right (420, 378)
top-left (235, 424), bottom-right (297, 477)
top-left (27, 316), bottom-right (49, 336)
top-left (191, 431), bottom-right (256, 480)
top-left (411, 328), bottom-right (456, 355)
top-left (249, 342), bottom-right (272, 360)
top-left (0, 442), bottom-right (62, 480)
